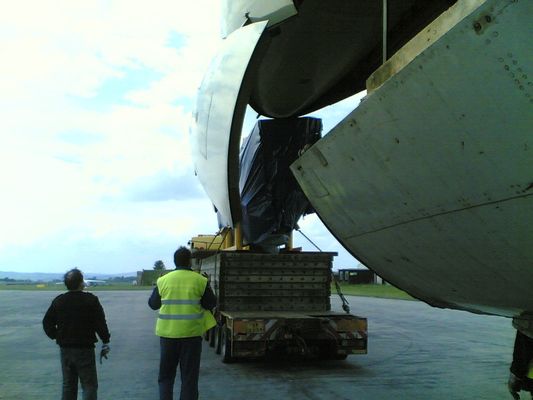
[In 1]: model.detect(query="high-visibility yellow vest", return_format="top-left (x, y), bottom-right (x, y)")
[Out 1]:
top-left (155, 269), bottom-right (216, 338)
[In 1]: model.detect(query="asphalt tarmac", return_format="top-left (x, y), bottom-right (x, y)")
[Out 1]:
top-left (0, 290), bottom-right (517, 400)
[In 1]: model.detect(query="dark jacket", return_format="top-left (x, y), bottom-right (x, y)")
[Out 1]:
top-left (43, 291), bottom-right (110, 348)
top-left (511, 330), bottom-right (533, 391)
top-left (148, 266), bottom-right (217, 311)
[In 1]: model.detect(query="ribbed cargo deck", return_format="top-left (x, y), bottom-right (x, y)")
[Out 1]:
top-left (198, 251), bottom-right (336, 312)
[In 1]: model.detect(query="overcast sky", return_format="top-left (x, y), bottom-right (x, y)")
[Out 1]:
top-left (0, 1), bottom-right (365, 274)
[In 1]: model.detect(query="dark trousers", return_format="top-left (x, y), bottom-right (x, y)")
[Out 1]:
top-left (159, 336), bottom-right (202, 400)
top-left (60, 347), bottom-right (98, 400)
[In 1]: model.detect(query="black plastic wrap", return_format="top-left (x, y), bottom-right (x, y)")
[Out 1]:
top-left (239, 117), bottom-right (322, 247)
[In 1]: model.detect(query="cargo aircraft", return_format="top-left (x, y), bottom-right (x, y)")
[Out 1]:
top-left (191, 0), bottom-right (532, 329)
top-left (84, 279), bottom-right (107, 287)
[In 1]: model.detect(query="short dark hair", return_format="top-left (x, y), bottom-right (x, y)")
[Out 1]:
top-left (64, 268), bottom-right (84, 290)
top-left (174, 246), bottom-right (191, 267)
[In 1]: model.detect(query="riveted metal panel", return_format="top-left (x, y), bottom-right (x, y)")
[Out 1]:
top-left (292, 0), bottom-right (533, 317)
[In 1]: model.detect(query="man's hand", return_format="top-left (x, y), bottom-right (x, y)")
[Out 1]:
top-left (508, 372), bottom-right (521, 399)
top-left (100, 344), bottom-right (110, 364)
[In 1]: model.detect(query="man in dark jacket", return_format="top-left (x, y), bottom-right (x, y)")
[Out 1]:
top-left (509, 328), bottom-right (533, 399)
top-left (43, 268), bottom-right (111, 400)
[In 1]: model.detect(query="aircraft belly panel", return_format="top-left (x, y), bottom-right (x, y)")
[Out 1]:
top-left (346, 196), bottom-right (533, 316)
top-left (292, 0), bottom-right (533, 317)
top-left (221, 0), bottom-right (297, 38)
top-left (192, 21), bottom-right (267, 227)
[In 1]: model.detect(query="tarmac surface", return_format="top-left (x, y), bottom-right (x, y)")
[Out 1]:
top-left (0, 290), bottom-right (517, 400)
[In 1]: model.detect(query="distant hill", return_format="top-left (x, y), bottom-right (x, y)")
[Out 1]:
top-left (0, 271), bottom-right (137, 282)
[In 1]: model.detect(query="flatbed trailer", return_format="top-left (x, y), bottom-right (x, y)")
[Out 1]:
top-left (213, 310), bottom-right (367, 362)
top-left (196, 251), bottom-right (367, 362)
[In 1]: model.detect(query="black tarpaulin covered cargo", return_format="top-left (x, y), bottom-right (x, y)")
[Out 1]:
top-left (239, 117), bottom-right (322, 248)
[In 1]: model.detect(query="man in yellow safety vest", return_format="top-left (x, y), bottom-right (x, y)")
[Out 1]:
top-left (148, 246), bottom-right (216, 400)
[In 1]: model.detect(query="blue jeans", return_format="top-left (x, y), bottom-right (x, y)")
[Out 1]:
top-left (60, 347), bottom-right (98, 400)
top-left (159, 336), bottom-right (202, 400)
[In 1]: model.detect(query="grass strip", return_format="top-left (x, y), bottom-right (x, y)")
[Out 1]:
top-left (1, 282), bottom-right (413, 301)
top-left (334, 283), bottom-right (415, 301)
top-left (0, 284), bottom-right (151, 291)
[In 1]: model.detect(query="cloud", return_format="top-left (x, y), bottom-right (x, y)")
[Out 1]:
top-left (0, 1), bottom-right (365, 273)
top-left (0, 197), bottom-right (219, 273)
top-left (58, 130), bottom-right (106, 146)
top-left (123, 171), bottom-right (205, 202)
top-left (0, 1), bottom-right (223, 271)
top-left (0, 1), bottom-right (221, 101)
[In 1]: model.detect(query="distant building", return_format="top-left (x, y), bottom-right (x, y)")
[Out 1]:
top-left (337, 269), bottom-right (383, 284)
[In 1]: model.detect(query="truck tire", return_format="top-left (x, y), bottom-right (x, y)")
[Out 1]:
top-left (208, 328), bottom-right (216, 348)
top-left (319, 344), bottom-right (348, 360)
top-left (221, 326), bottom-right (234, 363)
top-left (214, 325), bottom-right (222, 355)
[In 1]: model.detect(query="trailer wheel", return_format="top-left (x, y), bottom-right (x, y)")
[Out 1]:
top-left (214, 325), bottom-right (222, 355)
top-left (208, 328), bottom-right (216, 348)
top-left (319, 344), bottom-right (348, 360)
top-left (221, 326), bottom-right (234, 363)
